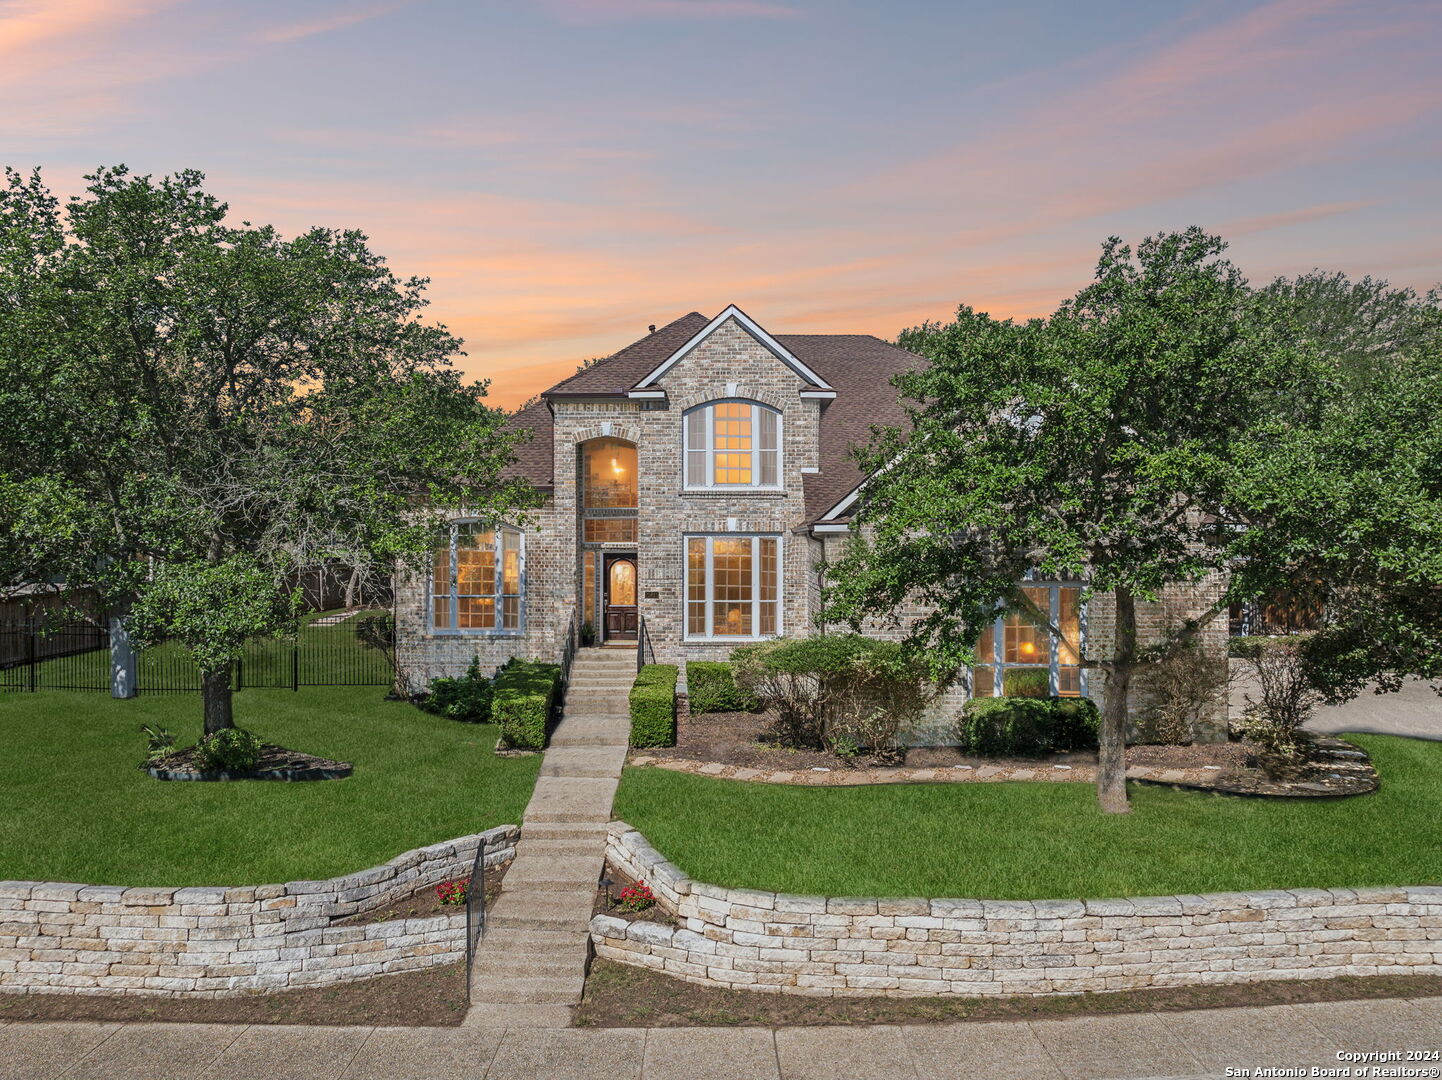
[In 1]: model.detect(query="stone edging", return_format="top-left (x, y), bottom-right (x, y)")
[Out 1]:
top-left (590, 821), bottom-right (1442, 999)
top-left (0, 825), bottom-right (517, 998)
top-left (147, 762), bottom-right (354, 782)
top-left (628, 754), bottom-right (1224, 788)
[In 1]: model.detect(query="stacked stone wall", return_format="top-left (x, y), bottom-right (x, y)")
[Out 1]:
top-left (0, 826), bottom-right (517, 998)
top-left (591, 822), bottom-right (1442, 998)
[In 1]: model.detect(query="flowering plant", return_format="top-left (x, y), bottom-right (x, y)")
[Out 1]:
top-left (435, 877), bottom-right (469, 905)
top-left (616, 878), bottom-right (655, 912)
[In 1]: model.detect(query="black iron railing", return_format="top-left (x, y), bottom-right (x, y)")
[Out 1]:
top-left (464, 834), bottom-right (487, 995)
top-left (636, 614), bottom-right (656, 673)
top-left (559, 609), bottom-right (579, 689)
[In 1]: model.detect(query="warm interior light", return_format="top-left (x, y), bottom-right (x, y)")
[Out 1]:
top-left (611, 457), bottom-right (623, 475)
top-left (1020, 641), bottom-right (1037, 656)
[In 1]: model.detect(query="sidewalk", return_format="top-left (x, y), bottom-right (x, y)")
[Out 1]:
top-left (3, 995), bottom-right (1437, 1080)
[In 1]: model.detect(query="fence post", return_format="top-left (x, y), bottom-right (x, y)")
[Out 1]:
top-left (26, 620), bottom-right (35, 693)
top-left (235, 653), bottom-right (243, 692)
top-left (292, 635), bottom-right (299, 691)
top-left (109, 611), bottom-right (138, 699)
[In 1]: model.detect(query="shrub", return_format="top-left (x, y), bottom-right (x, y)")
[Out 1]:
top-left (579, 622), bottom-right (597, 647)
top-left (492, 659), bottom-right (562, 750)
top-left (422, 656), bottom-right (493, 723)
top-left (1234, 638), bottom-right (1324, 776)
top-left (630, 664), bottom-right (678, 748)
top-left (1229, 634), bottom-right (1271, 659)
top-left (138, 723), bottom-right (176, 763)
top-left (687, 661), bottom-right (759, 714)
top-left (1002, 667), bottom-right (1050, 698)
top-left (197, 727), bottom-right (264, 772)
top-left (955, 696), bottom-right (1100, 757)
top-left (731, 634), bottom-right (938, 753)
top-left (1133, 637), bottom-right (1231, 745)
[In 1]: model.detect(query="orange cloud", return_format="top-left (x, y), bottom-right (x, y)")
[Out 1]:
top-left (260, 0), bottom-right (414, 43)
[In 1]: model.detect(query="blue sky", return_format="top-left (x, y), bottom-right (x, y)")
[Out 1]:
top-left (4, 0), bottom-right (1439, 405)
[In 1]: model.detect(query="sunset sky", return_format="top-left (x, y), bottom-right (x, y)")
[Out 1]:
top-left (4, 0), bottom-right (1440, 408)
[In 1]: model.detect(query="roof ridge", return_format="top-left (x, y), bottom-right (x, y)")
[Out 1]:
top-left (542, 311), bottom-right (706, 396)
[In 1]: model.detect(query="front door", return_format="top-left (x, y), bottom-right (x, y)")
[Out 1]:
top-left (604, 555), bottom-right (638, 641)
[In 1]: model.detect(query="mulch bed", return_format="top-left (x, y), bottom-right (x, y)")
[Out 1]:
top-left (147, 743), bottom-right (352, 782)
top-left (339, 860), bottom-right (508, 926)
top-left (645, 711), bottom-right (1377, 797)
top-left (591, 866), bottom-right (680, 928)
top-left (0, 963), bottom-right (470, 1026)
top-left (574, 958), bottom-right (1442, 1028)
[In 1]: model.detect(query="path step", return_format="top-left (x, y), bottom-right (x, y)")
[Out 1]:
top-left (470, 975), bottom-right (586, 1004)
top-left (514, 839), bottom-right (607, 861)
top-left (520, 821), bottom-right (611, 841)
top-left (503, 855), bottom-right (604, 889)
top-left (539, 745), bottom-right (628, 778)
top-left (488, 887), bottom-right (595, 930)
top-left (461, 1003), bottom-right (574, 1028)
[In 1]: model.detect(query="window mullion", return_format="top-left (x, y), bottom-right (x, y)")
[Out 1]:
top-left (705, 537), bottom-right (715, 639)
top-left (1048, 585), bottom-right (1059, 695)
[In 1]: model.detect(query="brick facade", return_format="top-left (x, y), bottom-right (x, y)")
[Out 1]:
top-left (394, 311), bottom-right (1230, 743)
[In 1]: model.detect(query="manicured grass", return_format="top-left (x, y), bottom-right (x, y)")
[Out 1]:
top-left (613, 734), bottom-right (1442, 900)
top-left (0, 686), bottom-right (539, 887)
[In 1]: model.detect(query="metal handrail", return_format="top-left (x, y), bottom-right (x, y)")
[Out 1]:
top-left (559, 609), bottom-right (579, 688)
top-left (636, 614), bottom-right (655, 673)
top-left (464, 833), bottom-right (486, 996)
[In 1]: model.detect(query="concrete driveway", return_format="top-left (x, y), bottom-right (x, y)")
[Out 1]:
top-left (1229, 664), bottom-right (1442, 741)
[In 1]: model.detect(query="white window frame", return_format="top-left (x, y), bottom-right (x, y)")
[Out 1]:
top-left (429, 521), bottom-right (525, 636)
top-left (971, 580), bottom-right (1087, 698)
top-left (683, 400), bottom-right (783, 491)
top-left (683, 533), bottom-right (783, 642)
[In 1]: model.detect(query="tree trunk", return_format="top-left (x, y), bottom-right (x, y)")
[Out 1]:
top-left (1097, 586), bottom-right (1136, 814)
top-left (201, 664), bottom-right (235, 735)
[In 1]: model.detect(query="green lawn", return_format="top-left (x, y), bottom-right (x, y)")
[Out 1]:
top-left (614, 734), bottom-right (1442, 900)
top-left (0, 686), bottom-right (539, 887)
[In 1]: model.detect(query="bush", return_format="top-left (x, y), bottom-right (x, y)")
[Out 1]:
top-left (731, 634), bottom-right (938, 754)
top-left (1229, 634), bottom-right (1272, 659)
top-left (687, 661), bottom-right (759, 714)
top-left (630, 664), bottom-right (678, 748)
top-left (1134, 637), bottom-right (1232, 745)
top-left (197, 727), bottom-right (264, 772)
top-left (955, 697), bottom-right (1100, 757)
top-left (492, 659), bottom-right (562, 750)
top-left (1002, 667), bottom-right (1050, 698)
top-left (422, 656), bottom-right (493, 723)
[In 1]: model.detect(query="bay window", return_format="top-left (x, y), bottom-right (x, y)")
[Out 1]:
top-left (685, 535), bottom-right (780, 639)
top-left (971, 583), bottom-right (1084, 697)
top-left (684, 402), bottom-right (781, 489)
top-left (430, 522), bottom-right (523, 633)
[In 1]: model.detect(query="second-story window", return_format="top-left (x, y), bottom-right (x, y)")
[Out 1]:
top-left (684, 402), bottom-right (781, 489)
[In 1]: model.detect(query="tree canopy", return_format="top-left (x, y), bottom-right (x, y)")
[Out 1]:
top-left (0, 166), bottom-right (535, 731)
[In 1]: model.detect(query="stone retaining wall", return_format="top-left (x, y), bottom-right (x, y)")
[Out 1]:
top-left (590, 821), bottom-right (1442, 998)
top-left (0, 825), bottom-right (517, 998)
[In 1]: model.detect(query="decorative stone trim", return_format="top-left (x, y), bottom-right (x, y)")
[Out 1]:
top-left (591, 821), bottom-right (1442, 998)
top-left (0, 825), bottom-right (518, 998)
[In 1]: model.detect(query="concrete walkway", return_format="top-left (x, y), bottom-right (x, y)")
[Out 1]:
top-left (3, 995), bottom-right (1437, 1079)
top-left (465, 647), bottom-right (635, 1027)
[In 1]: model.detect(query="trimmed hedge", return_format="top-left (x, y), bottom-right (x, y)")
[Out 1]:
top-left (492, 659), bottom-right (562, 750)
top-left (631, 664), bottom-right (679, 748)
top-left (956, 696), bottom-right (1101, 758)
top-left (687, 661), bottom-right (760, 714)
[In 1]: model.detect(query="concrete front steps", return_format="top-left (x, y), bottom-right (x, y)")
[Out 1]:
top-left (465, 646), bottom-right (636, 1024)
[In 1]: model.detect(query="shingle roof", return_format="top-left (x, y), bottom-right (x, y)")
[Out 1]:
top-left (499, 313), bottom-right (923, 521)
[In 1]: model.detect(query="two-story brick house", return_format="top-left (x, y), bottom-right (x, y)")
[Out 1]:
top-left (393, 304), bottom-right (1228, 742)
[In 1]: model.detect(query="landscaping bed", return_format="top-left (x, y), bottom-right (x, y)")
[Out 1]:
top-left (147, 742), bottom-right (352, 782)
top-left (574, 958), bottom-right (1442, 1028)
top-left (0, 963), bottom-right (470, 1027)
top-left (339, 859), bottom-right (508, 926)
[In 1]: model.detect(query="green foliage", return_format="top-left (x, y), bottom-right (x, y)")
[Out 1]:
top-left (1001, 668), bottom-right (1049, 699)
top-left (630, 664), bottom-right (678, 748)
top-left (579, 622), bottom-right (597, 647)
top-left (138, 723), bottom-right (175, 763)
top-left (196, 727), bottom-right (264, 773)
top-left (491, 659), bottom-right (561, 750)
top-left (955, 697), bottom-right (1099, 757)
top-left (1228, 635), bottom-right (1272, 659)
top-left (731, 634), bottom-right (938, 753)
top-left (686, 661), bottom-right (759, 714)
top-left (0, 166), bottom-right (537, 731)
top-left (422, 656), bottom-right (493, 723)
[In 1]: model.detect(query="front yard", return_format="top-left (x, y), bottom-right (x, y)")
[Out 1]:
top-left (0, 687), bottom-right (540, 887)
top-left (613, 733), bottom-right (1442, 900)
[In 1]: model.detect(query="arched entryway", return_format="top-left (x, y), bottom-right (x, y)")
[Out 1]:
top-left (604, 555), bottom-right (638, 641)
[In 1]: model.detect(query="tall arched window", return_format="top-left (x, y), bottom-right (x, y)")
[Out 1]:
top-left (430, 522), bottom-right (524, 633)
top-left (684, 402), bottom-right (781, 489)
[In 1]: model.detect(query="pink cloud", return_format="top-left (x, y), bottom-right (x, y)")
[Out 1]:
top-left (260, 1), bottom-right (414, 43)
top-left (536, 0), bottom-right (800, 23)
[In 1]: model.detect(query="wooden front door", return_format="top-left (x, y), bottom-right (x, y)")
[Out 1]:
top-left (604, 555), bottom-right (638, 641)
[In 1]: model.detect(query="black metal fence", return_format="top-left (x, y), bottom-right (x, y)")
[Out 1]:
top-left (0, 612), bottom-right (391, 693)
top-left (465, 834), bottom-right (487, 996)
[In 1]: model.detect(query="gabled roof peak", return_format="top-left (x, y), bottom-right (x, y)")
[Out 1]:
top-left (633, 304), bottom-right (833, 391)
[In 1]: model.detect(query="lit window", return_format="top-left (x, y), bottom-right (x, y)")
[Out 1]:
top-left (685, 535), bottom-right (780, 639)
top-left (430, 522), bottom-right (523, 633)
top-left (583, 439), bottom-right (637, 508)
top-left (972, 583), bottom-right (1084, 698)
top-left (583, 518), bottom-right (638, 544)
top-left (685, 403), bottom-right (780, 489)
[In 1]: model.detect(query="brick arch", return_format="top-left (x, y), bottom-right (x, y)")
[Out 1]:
top-left (673, 386), bottom-right (789, 413)
top-left (570, 424), bottom-right (643, 447)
